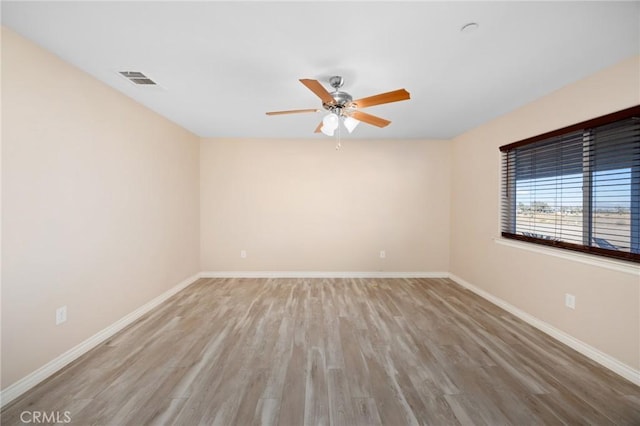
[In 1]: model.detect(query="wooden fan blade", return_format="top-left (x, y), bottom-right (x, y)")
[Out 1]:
top-left (314, 121), bottom-right (323, 133)
top-left (300, 79), bottom-right (335, 105)
top-left (350, 110), bottom-right (391, 128)
top-left (352, 89), bottom-right (410, 109)
top-left (266, 108), bottom-right (319, 116)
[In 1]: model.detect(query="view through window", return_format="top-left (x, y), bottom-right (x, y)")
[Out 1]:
top-left (500, 106), bottom-right (639, 263)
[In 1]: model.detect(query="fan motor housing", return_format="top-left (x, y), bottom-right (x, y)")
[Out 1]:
top-left (323, 91), bottom-right (353, 110)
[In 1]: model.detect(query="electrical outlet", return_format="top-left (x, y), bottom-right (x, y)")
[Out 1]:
top-left (565, 294), bottom-right (576, 310)
top-left (56, 306), bottom-right (67, 325)
top-left (379, 250), bottom-right (386, 259)
top-left (240, 250), bottom-right (247, 259)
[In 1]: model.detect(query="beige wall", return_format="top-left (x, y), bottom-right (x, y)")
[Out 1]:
top-left (1, 28), bottom-right (200, 388)
top-left (450, 56), bottom-right (640, 369)
top-left (200, 138), bottom-right (450, 272)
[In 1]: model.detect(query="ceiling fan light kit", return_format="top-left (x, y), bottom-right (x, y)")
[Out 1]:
top-left (266, 75), bottom-right (410, 147)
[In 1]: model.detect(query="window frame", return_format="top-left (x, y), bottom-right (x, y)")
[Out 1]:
top-left (499, 105), bottom-right (640, 264)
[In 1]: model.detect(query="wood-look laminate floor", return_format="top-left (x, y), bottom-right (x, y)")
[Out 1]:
top-left (2, 278), bottom-right (639, 425)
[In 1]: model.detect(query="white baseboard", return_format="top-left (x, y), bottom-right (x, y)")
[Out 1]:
top-left (200, 271), bottom-right (449, 279)
top-left (448, 273), bottom-right (640, 386)
top-left (0, 273), bottom-right (201, 408)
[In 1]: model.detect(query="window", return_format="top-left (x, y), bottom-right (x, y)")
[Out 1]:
top-left (500, 106), bottom-right (640, 263)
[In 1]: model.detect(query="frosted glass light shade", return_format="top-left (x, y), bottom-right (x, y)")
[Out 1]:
top-left (322, 113), bottom-right (339, 130)
top-left (343, 116), bottom-right (360, 133)
top-left (321, 125), bottom-right (335, 136)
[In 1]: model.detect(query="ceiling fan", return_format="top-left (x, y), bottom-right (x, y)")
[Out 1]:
top-left (266, 76), bottom-right (410, 136)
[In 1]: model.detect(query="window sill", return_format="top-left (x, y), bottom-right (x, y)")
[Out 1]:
top-left (494, 237), bottom-right (640, 276)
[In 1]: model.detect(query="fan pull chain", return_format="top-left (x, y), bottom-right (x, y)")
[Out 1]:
top-left (336, 116), bottom-right (342, 150)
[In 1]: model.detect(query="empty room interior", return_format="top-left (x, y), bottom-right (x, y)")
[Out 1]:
top-left (2, 2), bottom-right (640, 425)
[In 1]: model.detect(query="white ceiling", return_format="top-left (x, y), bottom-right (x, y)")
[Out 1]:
top-left (2, 1), bottom-right (639, 139)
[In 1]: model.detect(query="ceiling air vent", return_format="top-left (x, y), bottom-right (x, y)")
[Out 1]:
top-left (118, 71), bottom-right (157, 85)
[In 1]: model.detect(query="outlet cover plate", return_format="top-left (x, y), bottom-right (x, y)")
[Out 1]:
top-left (56, 306), bottom-right (67, 325)
top-left (565, 294), bottom-right (576, 309)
